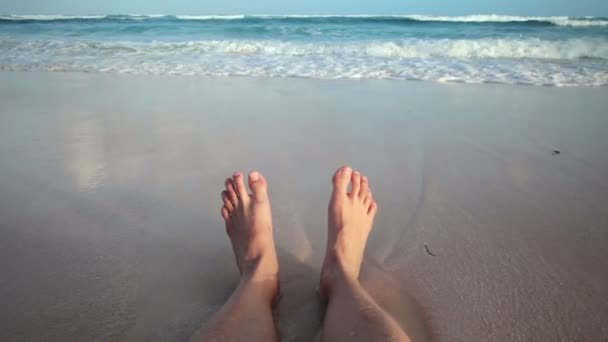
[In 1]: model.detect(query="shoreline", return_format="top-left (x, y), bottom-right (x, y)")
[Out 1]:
top-left (3, 70), bottom-right (608, 89)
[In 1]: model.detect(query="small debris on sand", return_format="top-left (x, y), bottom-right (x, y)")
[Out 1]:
top-left (424, 244), bottom-right (437, 257)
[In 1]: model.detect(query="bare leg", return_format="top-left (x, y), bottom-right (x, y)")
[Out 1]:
top-left (190, 171), bottom-right (280, 342)
top-left (320, 166), bottom-right (412, 342)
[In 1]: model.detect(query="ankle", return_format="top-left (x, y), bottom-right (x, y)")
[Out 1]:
top-left (320, 250), bottom-right (361, 297)
top-left (327, 248), bottom-right (361, 279)
top-left (238, 275), bottom-right (280, 304)
top-left (239, 256), bottom-right (280, 301)
top-left (241, 252), bottom-right (278, 276)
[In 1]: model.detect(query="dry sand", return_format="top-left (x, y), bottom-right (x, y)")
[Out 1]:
top-left (0, 72), bottom-right (607, 341)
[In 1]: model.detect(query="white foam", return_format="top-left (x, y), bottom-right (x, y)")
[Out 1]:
top-left (174, 15), bottom-right (246, 20)
top-left (0, 14), bottom-right (107, 20)
top-left (34, 38), bottom-right (601, 60)
top-left (253, 14), bottom-right (608, 27)
top-left (403, 14), bottom-right (608, 27)
top-left (1, 38), bottom-right (607, 86)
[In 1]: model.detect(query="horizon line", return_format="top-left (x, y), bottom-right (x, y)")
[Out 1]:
top-left (1, 13), bottom-right (606, 17)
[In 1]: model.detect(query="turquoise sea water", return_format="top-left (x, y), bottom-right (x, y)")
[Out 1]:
top-left (1, 14), bottom-right (607, 86)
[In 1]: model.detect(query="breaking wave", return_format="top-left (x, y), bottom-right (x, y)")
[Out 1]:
top-left (1, 38), bottom-right (607, 86)
top-left (1, 14), bottom-right (607, 27)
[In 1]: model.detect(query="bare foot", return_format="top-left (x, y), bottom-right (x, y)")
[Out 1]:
top-left (221, 171), bottom-right (279, 301)
top-left (320, 166), bottom-right (378, 298)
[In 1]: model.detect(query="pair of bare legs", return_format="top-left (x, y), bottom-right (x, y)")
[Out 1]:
top-left (190, 166), bottom-right (412, 342)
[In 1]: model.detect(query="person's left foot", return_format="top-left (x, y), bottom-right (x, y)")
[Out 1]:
top-left (221, 171), bottom-right (279, 300)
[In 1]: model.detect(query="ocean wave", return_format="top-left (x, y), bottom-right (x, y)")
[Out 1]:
top-left (0, 14), bottom-right (107, 20)
top-left (0, 14), bottom-right (167, 21)
top-left (5, 38), bottom-right (604, 60)
top-left (404, 15), bottom-right (608, 27)
top-left (1, 38), bottom-right (607, 86)
top-left (363, 38), bottom-right (608, 59)
top-left (1, 14), bottom-right (607, 27)
top-left (175, 15), bottom-right (246, 20)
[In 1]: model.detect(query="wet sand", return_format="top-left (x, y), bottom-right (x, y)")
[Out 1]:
top-left (0, 72), bottom-right (607, 341)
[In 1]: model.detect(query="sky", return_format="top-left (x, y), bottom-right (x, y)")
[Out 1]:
top-left (0, 0), bottom-right (607, 17)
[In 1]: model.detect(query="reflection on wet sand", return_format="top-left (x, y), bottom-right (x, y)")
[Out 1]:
top-left (65, 117), bottom-right (107, 191)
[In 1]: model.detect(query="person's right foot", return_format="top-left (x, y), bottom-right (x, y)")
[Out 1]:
top-left (320, 166), bottom-right (378, 297)
top-left (221, 171), bottom-right (279, 302)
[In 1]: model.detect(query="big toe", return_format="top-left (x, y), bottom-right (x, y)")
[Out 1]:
top-left (248, 171), bottom-right (269, 202)
top-left (332, 166), bottom-right (352, 196)
top-left (232, 172), bottom-right (250, 203)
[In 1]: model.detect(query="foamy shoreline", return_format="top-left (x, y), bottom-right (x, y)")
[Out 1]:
top-left (1, 72), bottom-right (607, 341)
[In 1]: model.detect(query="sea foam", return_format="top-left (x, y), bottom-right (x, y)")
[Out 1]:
top-left (1, 38), bottom-right (607, 86)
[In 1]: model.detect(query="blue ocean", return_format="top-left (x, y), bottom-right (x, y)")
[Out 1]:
top-left (1, 14), bottom-right (607, 86)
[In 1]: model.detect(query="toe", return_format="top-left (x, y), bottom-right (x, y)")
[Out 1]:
top-left (368, 201), bottom-right (378, 217)
top-left (222, 190), bottom-right (234, 211)
top-left (350, 171), bottom-right (361, 198)
top-left (248, 171), bottom-right (269, 203)
top-left (363, 191), bottom-right (373, 207)
top-left (221, 206), bottom-right (230, 221)
top-left (332, 166), bottom-right (352, 195)
top-left (232, 172), bottom-right (250, 203)
top-left (225, 178), bottom-right (239, 207)
top-left (359, 176), bottom-right (370, 200)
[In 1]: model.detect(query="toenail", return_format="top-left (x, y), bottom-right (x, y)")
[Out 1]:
top-left (250, 171), bottom-right (260, 181)
top-left (233, 172), bottom-right (242, 178)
